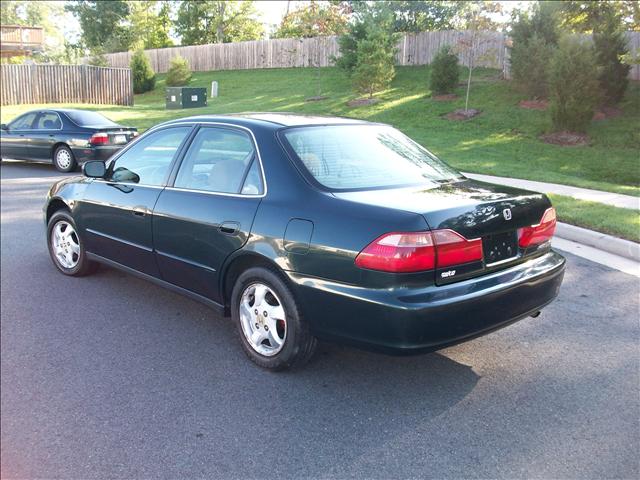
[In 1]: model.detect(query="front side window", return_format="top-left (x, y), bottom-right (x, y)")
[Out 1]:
top-left (9, 112), bottom-right (37, 130)
top-left (281, 125), bottom-right (463, 190)
top-left (35, 112), bottom-right (62, 130)
top-left (174, 127), bottom-right (261, 194)
top-left (107, 127), bottom-right (191, 186)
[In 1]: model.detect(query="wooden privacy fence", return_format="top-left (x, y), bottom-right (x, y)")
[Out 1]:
top-left (0, 64), bottom-right (133, 106)
top-left (91, 29), bottom-right (640, 81)
top-left (92, 30), bottom-right (508, 73)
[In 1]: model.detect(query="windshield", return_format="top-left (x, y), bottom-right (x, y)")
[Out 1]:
top-left (65, 110), bottom-right (118, 127)
top-left (282, 125), bottom-right (463, 190)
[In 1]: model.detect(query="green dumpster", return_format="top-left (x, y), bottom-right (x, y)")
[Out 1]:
top-left (165, 87), bottom-right (207, 109)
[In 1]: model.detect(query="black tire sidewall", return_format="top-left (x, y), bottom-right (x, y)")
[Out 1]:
top-left (53, 145), bottom-right (76, 173)
top-left (47, 211), bottom-right (90, 276)
top-left (231, 267), bottom-right (314, 370)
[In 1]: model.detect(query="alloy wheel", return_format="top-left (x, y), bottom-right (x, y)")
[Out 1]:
top-left (56, 149), bottom-right (72, 170)
top-left (51, 220), bottom-right (80, 269)
top-left (239, 282), bottom-right (287, 356)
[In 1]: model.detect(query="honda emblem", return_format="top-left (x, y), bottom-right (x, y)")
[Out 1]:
top-left (503, 208), bottom-right (512, 220)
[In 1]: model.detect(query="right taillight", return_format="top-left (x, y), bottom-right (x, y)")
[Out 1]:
top-left (354, 229), bottom-right (482, 273)
top-left (518, 207), bottom-right (556, 248)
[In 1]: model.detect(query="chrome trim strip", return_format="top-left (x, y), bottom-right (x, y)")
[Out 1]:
top-left (156, 250), bottom-right (217, 272)
top-left (164, 185), bottom-right (264, 198)
top-left (85, 228), bottom-right (153, 252)
top-left (90, 179), bottom-right (165, 190)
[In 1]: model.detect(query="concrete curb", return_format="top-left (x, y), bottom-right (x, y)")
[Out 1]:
top-left (555, 222), bottom-right (640, 262)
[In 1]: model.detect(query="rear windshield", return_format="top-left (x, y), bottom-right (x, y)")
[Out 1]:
top-left (65, 110), bottom-right (118, 127)
top-left (281, 125), bottom-right (462, 190)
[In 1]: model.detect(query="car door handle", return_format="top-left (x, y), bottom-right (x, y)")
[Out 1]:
top-left (219, 221), bottom-right (240, 235)
top-left (132, 206), bottom-right (147, 217)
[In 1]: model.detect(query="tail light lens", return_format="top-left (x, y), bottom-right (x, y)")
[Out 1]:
top-left (518, 207), bottom-right (556, 248)
top-left (89, 132), bottom-right (109, 145)
top-left (432, 230), bottom-right (483, 267)
top-left (355, 232), bottom-right (435, 273)
top-left (355, 229), bottom-right (482, 273)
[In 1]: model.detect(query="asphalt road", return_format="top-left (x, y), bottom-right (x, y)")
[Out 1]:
top-left (1, 161), bottom-right (639, 479)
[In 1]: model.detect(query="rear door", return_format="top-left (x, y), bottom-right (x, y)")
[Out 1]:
top-left (153, 125), bottom-right (264, 303)
top-left (29, 111), bottom-right (63, 160)
top-left (74, 125), bottom-right (193, 276)
top-left (1, 112), bottom-right (38, 159)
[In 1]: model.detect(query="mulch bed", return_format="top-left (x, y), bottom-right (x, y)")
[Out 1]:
top-left (347, 98), bottom-right (379, 107)
top-left (432, 93), bottom-right (458, 101)
top-left (445, 108), bottom-right (481, 121)
top-left (540, 131), bottom-right (590, 146)
top-left (519, 99), bottom-right (548, 110)
top-left (593, 106), bottom-right (623, 121)
top-left (305, 95), bottom-right (328, 102)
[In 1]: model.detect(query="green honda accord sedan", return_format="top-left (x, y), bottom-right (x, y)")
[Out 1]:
top-left (44, 113), bottom-right (566, 370)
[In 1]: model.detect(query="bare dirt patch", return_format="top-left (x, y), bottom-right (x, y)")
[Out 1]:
top-left (432, 93), bottom-right (458, 101)
top-left (593, 106), bottom-right (623, 121)
top-left (305, 95), bottom-right (329, 102)
top-left (540, 131), bottom-right (590, 146)
top-left (445, 108), bottom-right (481, 121)
top-left (347, 98), bottom-right (379, 107)
top-left (519, 99), bottom-right (548, 110)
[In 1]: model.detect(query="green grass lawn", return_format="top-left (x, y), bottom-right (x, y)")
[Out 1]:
top-left (2, 66), bottom-right (639, 195)
top-left (2, 65), bottom-right (639, 240)
top-left (549, 194), bottom-right (639, 243)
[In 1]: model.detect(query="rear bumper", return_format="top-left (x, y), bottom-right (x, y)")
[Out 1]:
top-left (286, 250), bottom-right (566, 354)
top-left (71, 145), bottom-right (123, 163)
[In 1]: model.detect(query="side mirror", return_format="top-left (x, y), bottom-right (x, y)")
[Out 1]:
top-left (0, 124), bottom-right (8, 131)
top-left (82, 161), bottom-right (106, 178)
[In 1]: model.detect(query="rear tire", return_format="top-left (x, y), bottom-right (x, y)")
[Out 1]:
top-left (47, 210), bottom-right (97, 276)
top-left (53, 145), bottom-right (77, 172)
top-left (231, 267), bottom-right (317, 370)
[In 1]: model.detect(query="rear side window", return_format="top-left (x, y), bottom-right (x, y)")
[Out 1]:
top-left (107, 127), bottom-right (191, 186)
top-left (282, 125), bottom-right (462, 190)
top-left (65, 110), bottom-right (117, 127)
top-left (9, 112), bottom-right (37, 129)
top-left (174, 127), bottom-right (261, 195)
top-left (34, 112), bottom-right (62, 130)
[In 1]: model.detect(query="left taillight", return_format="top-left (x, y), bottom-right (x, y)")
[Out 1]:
top-left (89, 132), bottom-right (109, 145)
top-left (518, 207), bottom-right (556, 248)
top-left (354, 229), bottom-right (482, 273)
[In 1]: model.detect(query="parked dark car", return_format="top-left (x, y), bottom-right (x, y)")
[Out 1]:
top-left (43, 114), bottom-right (565, 370)
top-left (1, 109), bottom-right (137, 172)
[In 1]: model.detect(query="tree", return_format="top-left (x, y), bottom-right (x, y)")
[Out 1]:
top-left (128, 1), bottom-right (173, 50)
top-left (352, 27), bottom-right (397, 98)
top-left (549, 37), bottom-right (600, 132)
top-left (510, 1), bottom-right (560, 47)
top-left (166, 55), bottom-right (192, 86)
top-left (274, 1), bottom-right (349, 38)
top-left (429, 45), bottom-right (460, 95)
top-left (66, 0), bottom-right (132, 53)
top-left (381, 1), bottom-right (462, 32)
top-left (558, 1), bottom-right (639, 33)
top-left (174, 1), bottom-right (263, 45)
top-left (130, 50), bottom-right (156, 94)
top-left (593, 10), bottom-right (631, 105)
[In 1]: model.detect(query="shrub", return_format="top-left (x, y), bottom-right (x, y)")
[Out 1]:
top-left (549, 37), bottom-right (600, 133)
top-left (352, 28), bottom-right (396, 98)
top-left (510, 34), bottom-right (555, 98)
top-left (429, 45), bottom-right (459, 95)
top-left (593, 19), bottom-right (631, 105)
top-left (130, 50), bottom-right (156, 94)
top-left (166, 55), bottom-right (192, 86)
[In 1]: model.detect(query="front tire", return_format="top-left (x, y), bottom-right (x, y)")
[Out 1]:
top-left (231, 267), bottom-right (317, 370)
top-left (53, 145), bottom-right (77, 172)
top-left (47, 210), bottom-right (97, 276)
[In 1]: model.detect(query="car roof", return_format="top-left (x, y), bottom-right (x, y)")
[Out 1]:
top-left (160, 112), bottom-right (376, 130)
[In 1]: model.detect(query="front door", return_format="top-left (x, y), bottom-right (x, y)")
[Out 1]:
top-left (1, 111), bottom-right (38, 160)
top-left (153, 126), bottom-right (265, 303)
top-left (75, 125), bottom-right (193, 277)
